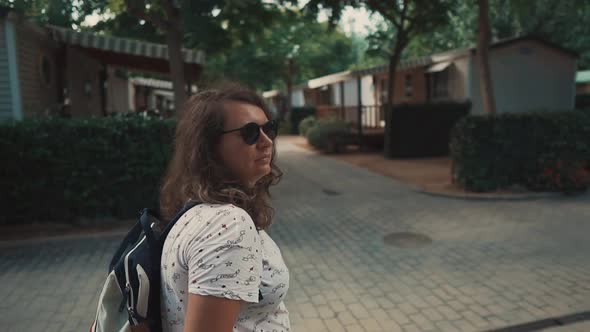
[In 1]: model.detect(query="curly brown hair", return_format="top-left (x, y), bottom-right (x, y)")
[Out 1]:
top-left (159, 85), bottom-right (282, 230)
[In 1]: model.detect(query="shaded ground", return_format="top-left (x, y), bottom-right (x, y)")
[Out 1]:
top-left (1, 137), bottom-right (589, 332)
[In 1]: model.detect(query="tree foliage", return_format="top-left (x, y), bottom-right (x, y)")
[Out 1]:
top-left (205, 10), bottom-right (356, 91)
top-left (1, 0), bottom-right (108, 28)
top-left (404, 0), bottom-right (590, 68)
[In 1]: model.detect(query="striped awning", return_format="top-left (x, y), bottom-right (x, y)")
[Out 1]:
top-left (352, 55), bottom-right (433, 77)
top-left (129, 77), bottom-right (173, 90)
top-left (46, 25), bottom-right (205, 65)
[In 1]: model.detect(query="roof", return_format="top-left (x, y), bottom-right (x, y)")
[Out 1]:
top-left (576, 70), bottom-right (590, 84)
top-left (293, 35), bottom-right (578, 90)
top-left (425, 61), bottom-right (452, 73)
top-left (46, 25), bottom-right (205, 65)
top-left (307, 70), bottom-right (353, 88)
top-left (262, 90), bottom-right (281, 98)
top-left (353, 55), bottom-right (433, 77)
top-left (486, 35), bottom-right (579, 58)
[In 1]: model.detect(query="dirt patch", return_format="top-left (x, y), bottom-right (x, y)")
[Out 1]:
top-left (282, 135), bottom-right (544, 198)
top-left (283, 135), bottom-right (318, 152)
top-left (334, 152), bottom-right (452, 189)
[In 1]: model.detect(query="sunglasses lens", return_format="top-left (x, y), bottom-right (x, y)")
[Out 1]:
top-left (263, 120), bottom-right (278, 140)
top-left (241, 122), bottom-right (260, 145)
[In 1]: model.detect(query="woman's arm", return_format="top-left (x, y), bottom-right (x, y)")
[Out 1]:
top-left (183, 294), bottom-right (242, 332)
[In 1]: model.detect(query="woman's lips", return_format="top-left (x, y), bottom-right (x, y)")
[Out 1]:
top-left (256, 156), bottom-right (271, 163)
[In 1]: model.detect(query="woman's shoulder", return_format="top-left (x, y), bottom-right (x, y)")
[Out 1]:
top-left (181, 202), bottom-right (245, 216)
top-left (182, 203), bottom-right (256, 232)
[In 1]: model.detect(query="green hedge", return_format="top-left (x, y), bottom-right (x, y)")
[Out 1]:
top-left (450, 111), bottom-right (590, 193)
top-left (298, 116), bottom-right (317, 137)
top-left (575, 94), bottom-right (590, 110)
top-left (306, 117), bottom-right (353, 153)
top-left (278, 119), bottom-right (292, 136)
top-left (0, 117), bottom-right (175, 225)
top-left (384, 101), bottom-right (471, 158)
top-left (289, 106), bottom-right (316, 134)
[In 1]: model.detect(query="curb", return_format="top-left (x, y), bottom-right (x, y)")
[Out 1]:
top-left (414, 187), bottom-right (588, 201)
top-left (0, 228), bottom-right (129, 248)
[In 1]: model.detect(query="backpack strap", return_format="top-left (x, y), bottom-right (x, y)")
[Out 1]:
top-left (108, 221), bottom-right (142, 272)
top-left (139, 209), bottom-right (158, 250)
top-left (160, 201), bottom-right (200, 237)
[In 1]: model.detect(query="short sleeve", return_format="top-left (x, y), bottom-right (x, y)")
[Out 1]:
top-left (184, 206), bottom-right (262, 303)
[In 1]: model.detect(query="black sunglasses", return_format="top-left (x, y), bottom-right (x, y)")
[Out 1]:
top-left (221, 120), bottom-right (278, 145)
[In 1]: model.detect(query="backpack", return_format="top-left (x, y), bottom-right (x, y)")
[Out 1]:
top-left (90, 202), bottom-right (199, 332)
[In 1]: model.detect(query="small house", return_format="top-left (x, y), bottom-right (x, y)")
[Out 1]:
top-left (271, 35), bottom-right (578, 130)
top-left (0, 8), bottom-right (204, 121)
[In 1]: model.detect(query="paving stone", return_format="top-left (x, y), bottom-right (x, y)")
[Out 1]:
top-left (329, 300), bottom-right (346, 313)
top-left (401, 323), bottom-right (422, 332)
top-left (357, 318), bottom-right (382, 332)
top-left (375, 297), bottom-right (395, 309)
top-left (303, 318), bottom-right (327, 332)
top-left (437, 305), bottom-right (462, 320)
top-left (337, 311), bottom-right (357, 326)
top-left (398, 303), bottom-right (418, 315)
top-left (317, 305), bottom-right (335, 319)
top-left (323, 318), bottom-right (345, 332)
top-left (345, 324), bottom-right (366, 332)
top-left (422, 308), bottom-right (444, 321)
top-left (300, 303), bottom-right (319, 318)
top-left (311, 294), bottom-right (328, 306)
top-left (390, 310), bottom-right (411, 325)
top-left (376, 319), bottom-right (402, 331)
top-left (409, 313), bottom-right (436, 331)
top-left (348, 303), bottom-right (371, 319)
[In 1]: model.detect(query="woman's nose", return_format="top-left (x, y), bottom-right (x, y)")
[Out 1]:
top-left (258, 129), bottom-right (273, 148)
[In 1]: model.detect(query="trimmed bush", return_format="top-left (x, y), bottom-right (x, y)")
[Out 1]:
top-left (384, 101), bottom-right (471, 158)
top-left (278, 119), bottom-right (292, 136)
top-left (0, 117), bottom-right (175, 225)
top-left (306, 117), bottom-right (353, 153)
top-left (298, 116), bottom-right (317, 137)
top-left (450, 111), bottom-right (590, 193)
top-left (575, 94), bottom-right (590, 110)
top-left (289, 106), bottom-right (316, 134)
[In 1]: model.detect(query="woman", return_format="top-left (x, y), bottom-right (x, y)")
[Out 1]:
top-left (158, 86), bottom-right (290, 332)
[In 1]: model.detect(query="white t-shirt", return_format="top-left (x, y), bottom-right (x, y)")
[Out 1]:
top-left (160, 203), bottom-right (291, 332)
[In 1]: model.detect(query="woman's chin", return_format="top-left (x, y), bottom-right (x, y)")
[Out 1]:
top-left (252, 168), bottom-right (271, 183)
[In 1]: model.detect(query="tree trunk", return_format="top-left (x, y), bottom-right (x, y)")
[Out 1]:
top-left (383, 35), bottom-right (406, 158)
top-left (477, 0), bottom-right (497, 116)
top-left (285, 58), bottom-right (294, 122)
top-left (166, 22), bottom-right (187, 117)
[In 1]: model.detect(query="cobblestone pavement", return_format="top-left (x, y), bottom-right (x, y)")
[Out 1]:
top-left (1, 139), bottom-right (589, 332)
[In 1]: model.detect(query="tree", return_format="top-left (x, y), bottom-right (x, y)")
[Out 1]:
top-left (403, 0), bottom-right (590, 69)
top-left (402, 0), bottom-right (475, 57)
top-left (477, 0), bottom-right (496, 115)
top-left (2, 0), bottom-right (108, 28)
top-left (204, 10), bottom-right (356, 92)
top-left (496, 0), bottom-right (590, 68)
top-left (103, 0), bottom-right (280, 115)
top-left (120, 0), bottom-right (188, 115)
top-left (305, 0), bottom-right (452, 157)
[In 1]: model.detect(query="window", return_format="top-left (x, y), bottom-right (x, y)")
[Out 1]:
top-left (404, 74), bottom-right (413, 97)
top-left (38, 54), bottom-right (53, 86)
top-left (318, 85), bottom-right (331, 105)
top-left (432, 70), bottom-right (449, 99)
top-left (380, 78), bottom-right (388, 104)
